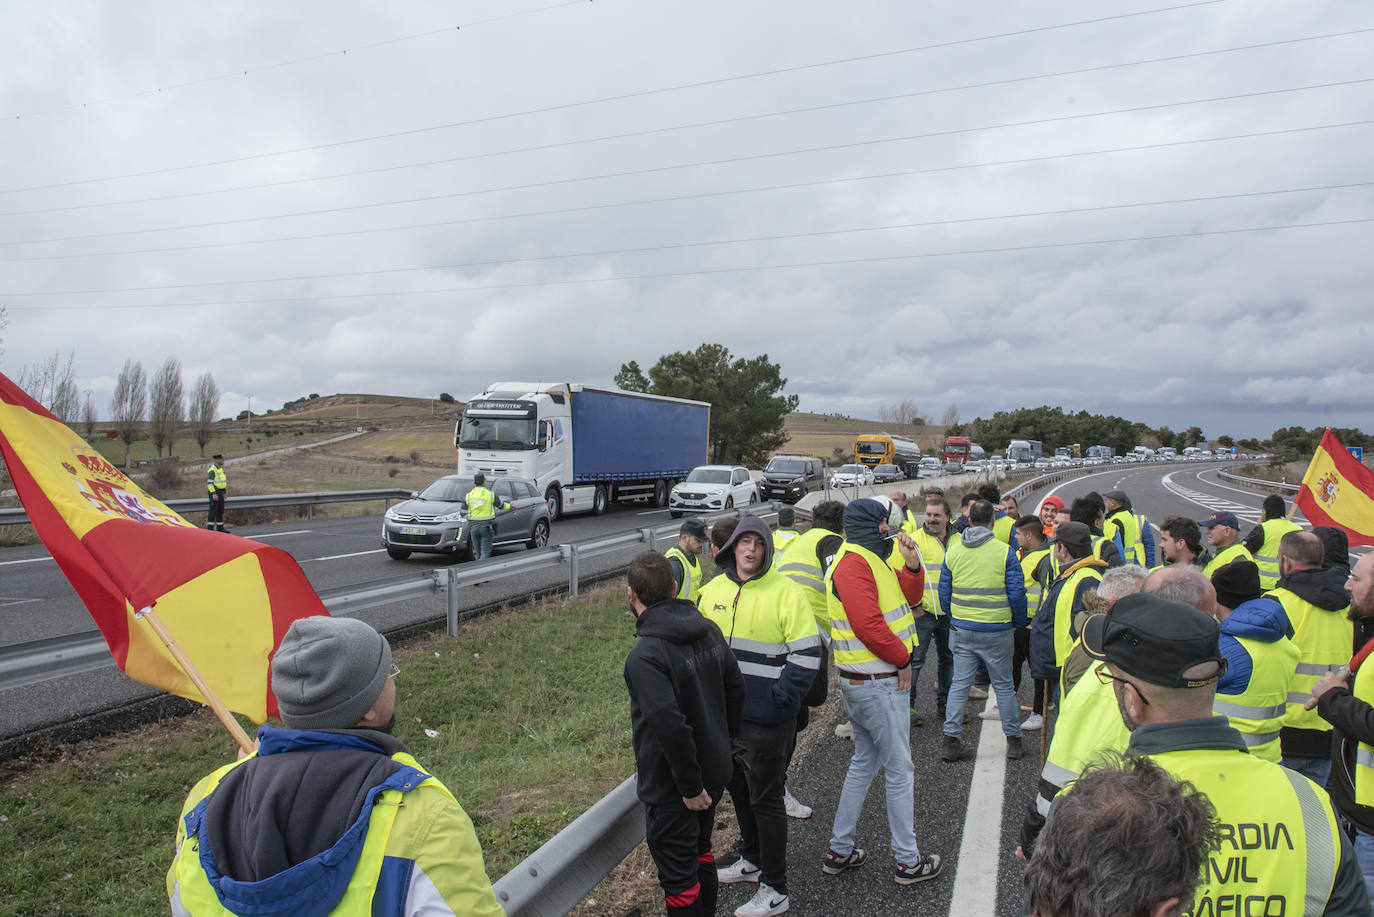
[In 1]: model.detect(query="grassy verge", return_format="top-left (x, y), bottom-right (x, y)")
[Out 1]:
top-left (0, 583), bottom-right (640, 915)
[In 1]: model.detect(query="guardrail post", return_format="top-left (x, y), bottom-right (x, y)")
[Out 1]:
top-left (559, 544), bottom-right (580, 597)
top-left (306, 505), bottom-right (314, 520)
top-left (445, 567), bottom-right (460, 636)
top-left (639, 527), bottom-right (656, 550)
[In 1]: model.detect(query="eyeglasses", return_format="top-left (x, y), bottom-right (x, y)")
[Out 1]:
top-left (388, 663), bottom-right (400, 680)
top-left (1094, 663), bottom-right (1150, 705)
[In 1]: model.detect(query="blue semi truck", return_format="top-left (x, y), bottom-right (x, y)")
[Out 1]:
top-left (456, 382), bottom-right (711, 520)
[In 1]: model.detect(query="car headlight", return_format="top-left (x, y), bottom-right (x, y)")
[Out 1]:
top-left (385, 507), bottom-right (404, 520)
top-left (709, 487), bottom-right (725, 495)
top-left (436, 510), bottom-right (464, 523)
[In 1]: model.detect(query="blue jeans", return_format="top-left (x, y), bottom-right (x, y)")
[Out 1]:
top-left (1281, 755), bottom-right (1332, 790)
top-left (829, 676), bottom-right (918, 864)
top-left (910, 613), bottom-right (953, 712)
top-left (1354, 827), bottom-right (1374, 903)
top-left (470, 521), bottom-right (495, 560)
top-left (944, 625), bottom-right (1022, 740)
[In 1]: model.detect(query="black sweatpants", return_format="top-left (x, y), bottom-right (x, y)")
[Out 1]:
top-left (645, 792), bottom-right (722, 916)
top-left (206, 490), bottom-right (225, 530)
top-left (728, 718), bottom-right (795, 893)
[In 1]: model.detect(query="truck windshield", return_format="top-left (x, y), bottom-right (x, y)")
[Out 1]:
top-left (459, 416), bottom-right (536, 450)
top-left (856, 442), bottom-right (887, 454)
top-left (946, 443), bottom-right (968, 455)
top-left (1008, 446), bottom-right (1032, 462)
top-left (766, 459), bottom-right (806, 474)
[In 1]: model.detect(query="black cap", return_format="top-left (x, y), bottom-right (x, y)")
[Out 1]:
top-left (1211, 560), bottom-right (1261, 610)
top-left (1083, 593), bottom-right (1226, 688)
top-left (212, 453), bottom-right (224, 460)
top-left (1104, 489), bottom-right (1128, 504)
top-left (1054, 521), bottom-right (1092, 555)
top-left (679, 517), bottom-right (708, 539)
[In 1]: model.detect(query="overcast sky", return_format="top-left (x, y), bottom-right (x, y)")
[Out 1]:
top-left (1, 0), bottom-right (1371, 440)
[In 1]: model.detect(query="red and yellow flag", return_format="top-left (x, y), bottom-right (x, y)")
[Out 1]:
top-left (1295, 429), bottom-right (1374, 547)
top-left (0, 371), bottom-right (327, 722)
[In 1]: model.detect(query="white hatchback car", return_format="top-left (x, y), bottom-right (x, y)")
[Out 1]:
top-left (830, 463), bottom-right (874, 487)
top-left (669, 465), bottom-right (758, 518)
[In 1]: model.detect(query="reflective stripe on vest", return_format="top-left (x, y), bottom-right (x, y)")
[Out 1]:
top-left (1254, 519), bottom-right (1303, 590)
top-left (465, 486), bottom-right (497, 520)
top-left (1213, 633), bottom-right (1301, 764)
top-left (664, 546), bottom-right (701, 604)
top-left (1203, 542), bottom-right (1254, 578)
top-left (1106, 509), bottom-right (1143, 565)
top-left (943, 538), bottom-right (1012, 624)
top-left (1272, 587), bottom-right (1353, 731)
top-left (1035, 671), bottom-right (1131, 816)
top-left (825, 542), bottom-right (917, 674)
top-left (778, 527), bottom-right (832, 637)
top-left (1354, 658), bottom-right (1374, 808)
top-left (1150, 744), bottom-right (1341, 914)
top-left (912, 528), bottom-right (948, 616)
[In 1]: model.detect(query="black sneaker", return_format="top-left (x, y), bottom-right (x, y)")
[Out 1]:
top-left (822, 847), bottom-right (867, 875)
top-left (895, 854), bottom-right (943, 885)
top-left (1006, 736), bottom-right (1024, 760)
top-left (909, 708), bottom-right (924, 727)
top-left (940, 736), bottom-right (968, 762)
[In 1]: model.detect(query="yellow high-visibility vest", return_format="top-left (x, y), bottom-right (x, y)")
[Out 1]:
top-left (664, 545), bottom-right (702, 604)
top-left (1272, 586), bottom-right (1352, 731)
top-left (1203, 542), bottom-right (1254, 578)
top-left (942, 537), bottom-right (1011, 625)
top-left (1253, 519), bottom-right (1302, 590)
top-left (1213, 633), bottom-right (1300, 763)
top-left (825, 542), bottom-right (917, 674)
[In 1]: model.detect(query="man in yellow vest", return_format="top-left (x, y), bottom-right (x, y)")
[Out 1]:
top-left (1104, 490), bottom-right (1151, 566)
top-left (1083, 593), bottom-right (1370, 915)
top-left (1243, 494), bottom-right (1303, 589)
top-left (666, 517), bottom-right (708, 603)
top-left (1276, 530), bottom-right (1353, 788)
top-left (1012, 515), bottom-right (1054, 730)
top-left (771, 506), bottom-right (800, 560)
top-left (908, 496), bottom-right (955, 725)
top-left (1028, 522), bottom-right (1106, 713)
top-left (979, 483), bottom-right (1015, 545)
top-left (938, 500), bottom-right (1029, 762)
top-left (1311, 551), bottom-right (1374, 902)
top-left (778, 501), bottom-right (845, 640)
top-left (1200, 511), bottom-right (1254, 577)
top-left (464, 473), bottom-right (511, 561)
top-left (821, 497), bottom-right (943, 886)
top-left (1071, 496), bottom-right (1124, 567)
top-left (1209, 559), bottom-right (1301, 763)
top-left (698, 515), bottom-right (821, 915)
top-left (206, 453), bottom-right (227, 532)
top-left (167, 617), bottom-right (505, 916)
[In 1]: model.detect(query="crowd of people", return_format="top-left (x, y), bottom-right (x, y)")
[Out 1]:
top-left (161, 477), bottom-right (1374, 917)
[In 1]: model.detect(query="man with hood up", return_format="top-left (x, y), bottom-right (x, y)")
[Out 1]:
top-left (821, 498), bottom-right (943, 887)
top-left (625, 551), bottom-right (746, 917)
top-left (697, 514), bottom-right (822, 917)
top-left (1209, 559), bottom-right (1300, 763)
top-left (1274, 530), bottom-right (1354, 787)
top-left (166, 617), bottom-right (505, 917)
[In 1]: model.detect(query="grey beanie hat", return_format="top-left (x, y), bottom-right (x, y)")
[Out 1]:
top-left (271, 616), bottom-right (392, 730)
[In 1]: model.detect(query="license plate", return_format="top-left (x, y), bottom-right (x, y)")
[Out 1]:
top-left (400, 525), bottom-right (427, 536)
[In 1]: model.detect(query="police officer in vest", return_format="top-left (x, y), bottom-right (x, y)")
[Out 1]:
top-left (666, 517), bottom-right (708, 603)
top-left (1084, 593), bottom-right (1371, 915)
top-left (465, 473), bottom-right (511, 561)
top-left (206, 454), bottom-right (227, 532)
top-left (167, 617), bottom-right (506, 916)
top-left (1200, 511), bottom-right (1254, 577)
top-left (1311, 552), bottom-right (1374, 902)
top-left (1243, 495), bottom-right (1304, 590)
top-left (1209, 559), bottom-right (1301, 763)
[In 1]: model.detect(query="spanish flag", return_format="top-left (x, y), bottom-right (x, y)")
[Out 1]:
top-left (1295, 429), bottom-right (1374, 548)
top-left (0, 372), bottom-right (327, 722)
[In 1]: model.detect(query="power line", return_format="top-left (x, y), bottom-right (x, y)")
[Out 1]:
top-left (0, 0), bottom-right (1225, 195)
top-left (6, 76), bottom-right (1369, 248)
top-left (2, 117), bottom-right (1367, 264)
top-left (4, 26), bottom-right (1367, 219)
top-left (7, 217), bottom-right (1370, 312)
top-left (9, 181), bottom-right (1370, 297)
top-left (2, 1), bottom-right (592, 123)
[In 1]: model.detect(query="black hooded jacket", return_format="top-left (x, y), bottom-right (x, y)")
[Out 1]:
top-left (1278, 565), bottom-right (1354, 758)
top-left (624, 598), bottom-right (744, 805)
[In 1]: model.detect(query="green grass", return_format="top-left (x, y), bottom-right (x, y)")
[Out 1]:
top-left (0, 584), bottom-right (639, 915)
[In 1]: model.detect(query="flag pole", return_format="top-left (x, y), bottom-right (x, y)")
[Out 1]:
top-left (135, 606), bottom-right (255, 754)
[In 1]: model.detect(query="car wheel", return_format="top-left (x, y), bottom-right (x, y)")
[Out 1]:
top-left (545, 486), bottom-right (561, 522)
top-left (725, 497), bottom-right (734, 510)
top-left (527, 519), bottom-right (550, 549)
top-left (748, 491), bottom-right (757, 505)
top-left (593, 485), bottom-right (608, 516)
top-left (386, 547), bottom-right (411, 561)
top-left (654, 479), bottom-right (668, 506)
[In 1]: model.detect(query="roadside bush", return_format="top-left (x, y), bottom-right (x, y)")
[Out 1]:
top-left (384, 455), bottom-right (400, 463)
top-left (389, 468), bottom-right (399, 477)
top-left (409, 450), bottom-right (422, 463)
top-left (439, 392), bottom-right (455, 403)
top-left (145, 461), bottom-right (183, 495)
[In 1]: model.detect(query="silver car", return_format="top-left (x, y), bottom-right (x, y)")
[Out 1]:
top-left (381, 474), bottom-right (552, 561)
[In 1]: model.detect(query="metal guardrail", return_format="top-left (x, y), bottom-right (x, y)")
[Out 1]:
top-left (0, 488), bottom-right (414, 526)
top-left (1217, 470), bottom-right (1300, 493)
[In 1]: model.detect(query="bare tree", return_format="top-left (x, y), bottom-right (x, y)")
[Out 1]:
top-left (879, 399), bottom-right (929, 428)
top-left (942, 403), bottom-right (959, 427)
top-left (17, 351), bottom-right (80, 422)
top-left (82, 391), bottom-right (97, 439)
top-left (109, 359), bottom-right (147, 467)
top-left (190, 371), bottom-right (221, 458)
top-left (148, 357), bottom-right (185, 457)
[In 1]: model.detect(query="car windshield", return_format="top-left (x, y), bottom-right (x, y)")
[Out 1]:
top-left (686, 468), bottom-right (732, 484)
top-left (766, 459), bottom-right (806, 474)
top-left (458, 415), bottom-right (537, 451)
top-left (838, 464), bottom-right (862, 474)
top-left (416, 477), bottom-right (476, 503)
top-left (876, 465), bottom-right (896, 472)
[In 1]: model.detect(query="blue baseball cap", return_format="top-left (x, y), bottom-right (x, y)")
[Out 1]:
top-left (1198, 511), bottom-right (1240, 530)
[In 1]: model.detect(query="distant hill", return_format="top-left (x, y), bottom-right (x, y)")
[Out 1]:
top-left (784, 412), bottom-right (946, 463)
top-left (259, 393), bottom-right (462, 425)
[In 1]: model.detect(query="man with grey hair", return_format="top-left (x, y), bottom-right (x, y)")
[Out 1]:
top-left (1025, 755), bottom-right (1221, 917)
top-left (168, 616), bottom-right (505, 916)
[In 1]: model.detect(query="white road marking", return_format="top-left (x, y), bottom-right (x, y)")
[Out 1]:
top-left (244, 530), bottom-right (312, 539)
top-left (0, 556), bottom-right (54, 566)
top-left (636, 508), bottom-right (672, 516)
top-left (0, 596), bottom-right (42, 607)
top-left (949, 691), bottom-right (1009, 914)
top-left (301, 549), bottom-right (386, 563)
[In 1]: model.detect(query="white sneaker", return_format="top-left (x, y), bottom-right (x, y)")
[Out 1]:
top-left (978, 707), bottom-right (1001, 720)
top-left (967, 686), bottom-right (988, 700)
top-left (1020, 713), bottom-right (1044, 731)
top-left (735, 882), bottom-right (790, 917)
top-left (784, 789), bottom-right (812, 819)
top-left (834, 721), bottom-right (853, 739)
top-left (717, 856), bottom-right (761, 885)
